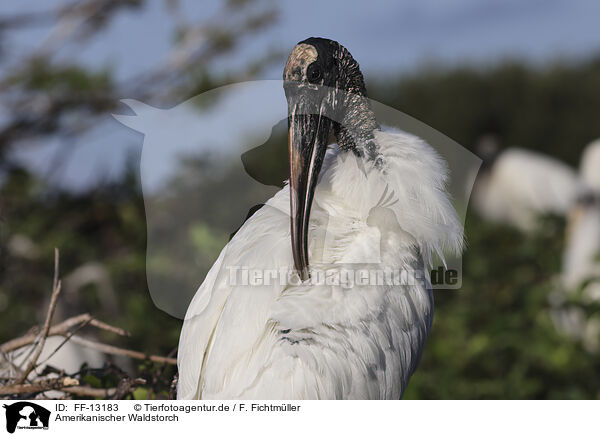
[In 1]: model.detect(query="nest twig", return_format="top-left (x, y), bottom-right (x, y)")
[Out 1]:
top-left (0, 248), bottom-right (177, 399)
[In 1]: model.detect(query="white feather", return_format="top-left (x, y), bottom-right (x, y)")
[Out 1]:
top-left (555, 140), bottom-right (600, 352)
top-left (473, 148), bottom-right (578, 231)
top-left (563, 140), bottom-right (600, 298)
top-left (580, 139), bottom-right (600, 192)
top-left (177, 127), bottom-right (462, 399)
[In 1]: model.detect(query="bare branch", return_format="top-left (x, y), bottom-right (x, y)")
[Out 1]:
top-left (1, 313), bottom-right (129, 354)
top-left (0, 376), bottom-right (78, 396)
top-left (14, 248), bottom-right (62, 384)
top-left (60, 385), bottom-right (116, 398)
top-left (68, 335), bottom-right (177, 365)
top-left (111, 377), bottom-right (146, 400)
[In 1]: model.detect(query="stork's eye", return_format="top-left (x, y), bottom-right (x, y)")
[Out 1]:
top-left (307, 64), bottom-right (321, 82)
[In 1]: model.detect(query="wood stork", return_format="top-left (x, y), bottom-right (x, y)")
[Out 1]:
top-left (555, 139), bottom-right (600, 351)
top-left (177, 37), bottom-right (463, 399)
top-left (471, 136), bottom-right (578, 231)
top-left (563, 139), bottom-right (600, 297)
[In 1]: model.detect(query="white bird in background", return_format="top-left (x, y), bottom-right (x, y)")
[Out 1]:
top-left (557, 139), bottom-right (600, 351)
top-left (1, 242), bottom-right (130, 383)
top-left (177, 37), bottom-right (462, 399)
top-left (471, 136), bottom-right (579, 231)
top-left (5, 336), bottom-right (105, 376)
top-left (0, 337), bottom-right (106, 398)
top-left (563, 139), bottom-right (600, 295)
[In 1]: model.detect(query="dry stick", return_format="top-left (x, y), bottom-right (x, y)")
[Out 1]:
top-left (148, 346), bottom-right (178, 399)
top-left (0, 384), bottom-right (96, 397)
top-left (61, 385), bottom-right (116, 398)
top-left (11, 257), bottom-right (61, 367)
top-left (0, 351), bottom-right (23, 379)
top-left (111, 377), bottom-right (147, 400)
top-left (37, 312), bottom-right (129, 367)
top-left (0, 375), bottom-right (145, 399)
top-left (11, 249), bottom-right (63, 367)
top-left (36, 318), bottom-right (93, 367)
top-left (86, 318), bottom-right (129, 336)
top-left (60, 378), bottom-right (145, 399)
top-left (0, 376), bottom-right (78, 396)
top-left (2, 313), bottom-right (174, 370)
top-left (0, 383), bottom-right (114, 398)
top-left (0, 313), bottom-right (129, 354)
top-left (14, 249), bottom-right (62, 384)
top-left (67, 335), bottom-right (177, 365)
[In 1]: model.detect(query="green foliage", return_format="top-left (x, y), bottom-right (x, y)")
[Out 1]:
top-left (21, 61), bottom-right (113, 95)
top-left (132, 387), bottom-right (149, 400)
top-left (404, 215), bottom-right (600, 399)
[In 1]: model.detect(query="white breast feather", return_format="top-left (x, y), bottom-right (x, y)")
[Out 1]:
top-left (177, 127), bottom-right (462, 399)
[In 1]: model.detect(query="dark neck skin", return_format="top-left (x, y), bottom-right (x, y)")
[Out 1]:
top-left (331, 44), bottom-right (382, 167)
top-left (334, 95), bottom-right (382, 165)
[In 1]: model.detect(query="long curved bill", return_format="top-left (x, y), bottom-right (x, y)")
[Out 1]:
top-left (288, 105), bottom-right (331, 281)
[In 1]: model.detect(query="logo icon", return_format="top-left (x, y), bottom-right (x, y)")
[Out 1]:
top-left (3, 402), bottom-right (50, 434)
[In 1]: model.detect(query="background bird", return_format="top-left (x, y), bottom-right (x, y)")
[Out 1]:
top-left (471, 135), bottom-right (579, 231)
top-left (554, 139), bottom-right (600, 351)
top-left (176, 37), bottom-right (462, 399)
top-left (0, 241), bottom-right (131, 386)
top-left (563, 139), bottom-right (600, 296)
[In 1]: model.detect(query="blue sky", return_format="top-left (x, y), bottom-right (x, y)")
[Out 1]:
top-left (4, 0), bottom-right (600, 191)
top-left (5, 0), bottom-right (600, 79)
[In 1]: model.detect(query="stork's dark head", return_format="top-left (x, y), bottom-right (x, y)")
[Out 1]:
top-left (283, 37), bottom-right (379, 281)
top-left (283, 37), bottom-right (368, 99)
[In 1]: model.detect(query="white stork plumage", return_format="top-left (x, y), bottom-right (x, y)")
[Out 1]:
top-left (562, 139), bottom-right (600, 298)
top-left (550, 140), bottom-right (600, 351)
top-left (562, 139), bottom-right (600, 297)
top-left (177, 37), bottom-right (462, 399)
top-left (471, 138), bottom-right (578, 231)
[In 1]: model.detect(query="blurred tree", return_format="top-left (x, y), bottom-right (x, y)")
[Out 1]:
top-left (0, 0), bottom-right (280, 158)
top-left (0, 0), bottom-right (280, 391)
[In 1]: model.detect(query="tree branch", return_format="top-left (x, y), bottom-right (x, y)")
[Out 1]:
top-left (0, 376), bottom-right (78, 396)
top-left (0, 313), bottom-right (130, 354)
top-left (67, 335), bottom-right (177, 365)
top-left (14, 248), bottom-right (62, 384)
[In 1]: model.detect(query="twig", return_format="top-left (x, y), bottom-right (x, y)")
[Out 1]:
top-left (0, 249), bottom-right (174, 399)
top-left (51, 377), bottom-right (144, 399)
top-left (169, 373), bottom-right (178, 400)
top-left (148, 346), bottom-right (177, 399)
top-left (67, 335), bottom-right (177, 365)
top-left (111, 377), bottom-right (146, 400)
top-left (0, 376), bottom-right (78, 396)
top-left (14, 249), bottom-right (62, 384)
top-left (37, 313), bottom-right (130, 367)
top-left (61, 385), bottom-right (116, 398)
top-left (0, 351), bottom-right (23, 379)
top-left (36, 317), bottom-right (93, 367)
top-left (1, 313), bottom-right (129, 354)
top-left (0, 383), bottom-right (116, 399)
top-left (86, 318), bottom-right (129, 337)
top-left (0, 375), bottom-right (142, 399)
